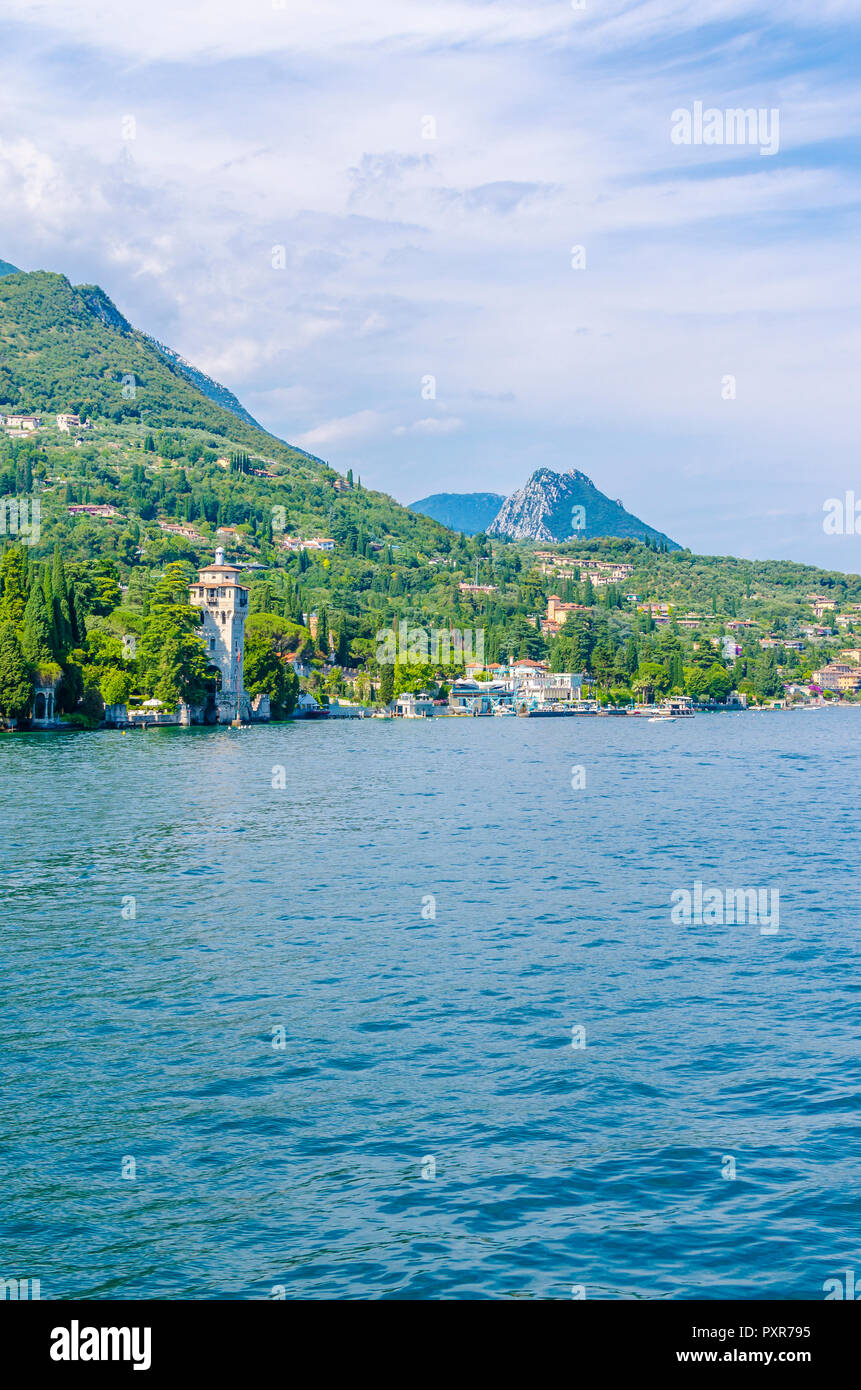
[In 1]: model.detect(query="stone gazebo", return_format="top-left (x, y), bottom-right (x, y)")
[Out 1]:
top-left (31, 671), bottom-right (62, 729)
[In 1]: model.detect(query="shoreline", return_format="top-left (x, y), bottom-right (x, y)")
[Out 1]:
top-left (3, 699), bottom-right (856, 735)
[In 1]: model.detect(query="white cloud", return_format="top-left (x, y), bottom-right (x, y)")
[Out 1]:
top-left (0, 0), bottom-right (859, 563)
top-left (295, 410), bottom-right (386, 449)
top-left (393, 417), bottom-right (464, 436)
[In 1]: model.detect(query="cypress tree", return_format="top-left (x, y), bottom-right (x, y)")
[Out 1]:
top-left (68, 581), bottom-right (87, 647)
top-left (0, 546), bottom-right (27, 627)
top-left (21, 573), bottom-right (55, 668)
top-left (379, 663), bottom-right (394, 704)
top-left (41, 565), bottom-right (62, 658)
top-left (670, 650), bottom-right (685, 690)
top-left (0, 620), bottom-right (32, 720)
top-left (51, 545), bottom-right (72, 655)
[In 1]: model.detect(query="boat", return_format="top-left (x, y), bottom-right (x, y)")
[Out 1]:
top-left (648, 714), bottom-right (675, 722)
top-left (493, 704), bottom-right (516, 717)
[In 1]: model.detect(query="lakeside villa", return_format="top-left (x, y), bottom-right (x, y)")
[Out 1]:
top-left (6, 546), bottom-right (861, 732)
top-left (188, 546), bottom-right (256, 723)
top-left (108, 548), bottom-right (271, 728)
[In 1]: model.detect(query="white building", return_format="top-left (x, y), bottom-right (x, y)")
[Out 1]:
top-left (189, 547), bottom-right (252, 721)
top-left (5, 414), bottom-right (41, 432)
top-left (516, 671), bottom-right (585, 705)
top-left (395, 692), bottom-right (436, 717)
top-left (295, 692), bottom-right (322, 717)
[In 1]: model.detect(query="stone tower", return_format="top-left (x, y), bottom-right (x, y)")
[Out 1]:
top-left (190, 547), bottom-right (251, 721)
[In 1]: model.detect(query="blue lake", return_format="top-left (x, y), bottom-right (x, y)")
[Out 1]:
top-left (1, 710), bottom-right (859, 1299)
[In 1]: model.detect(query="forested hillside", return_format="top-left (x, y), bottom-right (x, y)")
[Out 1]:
top-left (1, 265), bottom-right (860, 726)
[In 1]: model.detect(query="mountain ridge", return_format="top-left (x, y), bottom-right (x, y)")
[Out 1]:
top-left (410, 491), bottom-right (505, 535)
top-left (487, 467), bottom-right (679, 547)
top-left (0, 268), bottom-right (324, 474)
top-left (145, 336), bottom-right (264, 433)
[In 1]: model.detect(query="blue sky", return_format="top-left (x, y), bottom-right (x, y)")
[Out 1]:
top-left (1, 0), bottom-right (860, 567)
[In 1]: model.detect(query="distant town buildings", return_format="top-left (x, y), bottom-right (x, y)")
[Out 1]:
top-left (4, 414), bottom-right (41, 433)
top-left (67, 504), bottom-right (123, 520)
top-left (536, 553), bottom-right (634, 586)
top-left (807, 595), bottom-right (837, 619)
top-left (159, 521), bottom-right (204, 541)
top-left (813, 662), bottom-right (861, 693)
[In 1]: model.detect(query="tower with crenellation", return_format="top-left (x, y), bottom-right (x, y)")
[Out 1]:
top-left (189, 547), bottom-right (252, 721)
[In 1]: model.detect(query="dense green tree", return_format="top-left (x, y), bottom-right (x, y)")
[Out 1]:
top-left (510, 615), bottom-right (547, 660)
top-left (701, 663), bottom-right (733, 701)
top-left (634, 660), bottom-right (669, 700)
top-left (0, 620), bottom-right (32, 719)
top-left (249, 580), bottom-right (275, 615)
top-left (244, 627), bottom-right (299, 717)
top-left (137, 604), bottom-right (211, 707)
top-left (21, 572), bottom-right (55, 666)
top-left (669, 649), bottom-right (685, 691)
top-left (0, 546), bottom-right (27, 626)
top-left (51, 544), bottom-right (72, 654)
top-left (149, 561), bottom-right (193, 608)
top-left (754, 650), bottom-right (784, 701)
top-left (378, 662), bottom-right (394, 704)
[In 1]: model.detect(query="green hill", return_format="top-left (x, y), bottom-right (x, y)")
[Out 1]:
top-left (1, 263), bottom-right (860, 725)
top-left (145, 336), bottom-right (265, 431)
top-left (0, 270), bottom-right (311, 461)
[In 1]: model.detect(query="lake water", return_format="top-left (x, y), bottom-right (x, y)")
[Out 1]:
top-left (2, 710), bottom-right (859, 1300)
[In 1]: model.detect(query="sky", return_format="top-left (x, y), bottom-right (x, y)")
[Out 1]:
top-left (0, 0), bottom-right (860, 567)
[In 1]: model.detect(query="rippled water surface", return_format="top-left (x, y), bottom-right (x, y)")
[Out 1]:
top-left (2, 711), bottom-right (859, 1299)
